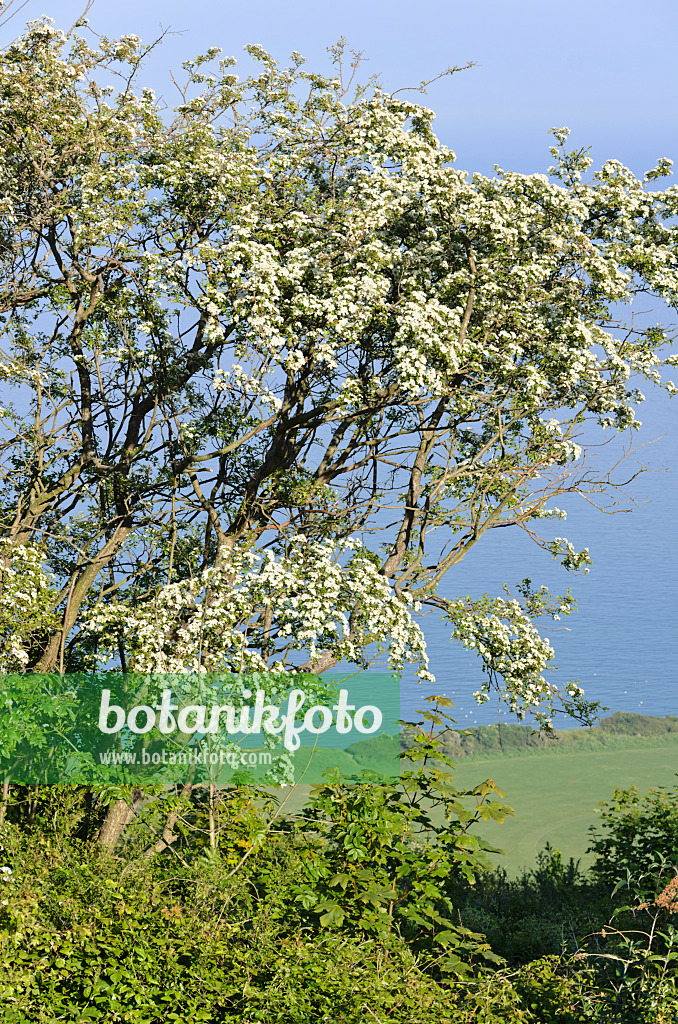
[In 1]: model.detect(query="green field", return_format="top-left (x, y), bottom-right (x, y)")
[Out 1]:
top-left (275, 738), bottom-right (678, 876)
top-left (438, 742), bottom-right (678, 874)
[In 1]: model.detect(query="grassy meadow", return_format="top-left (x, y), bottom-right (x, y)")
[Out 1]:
top-left (284, 719), bottom-right (678, 875)
top-left (451, 741), bottom-right (678, 873)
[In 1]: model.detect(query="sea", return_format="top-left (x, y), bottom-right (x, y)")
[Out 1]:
top-left (385, 386), bottom-right (678, 730)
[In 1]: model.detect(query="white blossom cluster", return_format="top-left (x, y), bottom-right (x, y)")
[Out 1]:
top-left (548, 538), bottom-right (592, 574)
top-left (0, 541), bottom-right (58, 672)
top-left (72, 46), bottom-right (678, 433)
top-left (82, 536), bottom-right (433, 681)
top-left (213, 364), bottom-right (282, 412)
top-left (447, 593), bottom-right (585, 729)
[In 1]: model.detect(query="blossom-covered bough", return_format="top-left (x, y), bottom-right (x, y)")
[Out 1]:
top-left (82, 537), bottom-right (431, 682)
top-left (0, 540), bottom-right (58, 673)
top-left (1, 19), bottom-right (677, 731)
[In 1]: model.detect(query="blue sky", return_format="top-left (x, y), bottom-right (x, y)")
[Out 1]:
top-left (6, 0), bottom-right (677, 180)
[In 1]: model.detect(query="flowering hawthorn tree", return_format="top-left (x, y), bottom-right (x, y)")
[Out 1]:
top-left (1, 19), bottom-right (677, 728)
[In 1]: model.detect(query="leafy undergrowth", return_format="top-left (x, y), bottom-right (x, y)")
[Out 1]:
top-left (0, 718), bottom-right (677, 1022)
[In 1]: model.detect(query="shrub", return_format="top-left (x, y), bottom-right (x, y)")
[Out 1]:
top-left (449, 846), bottom-right (609, 965)
top-left (588, 784), bottom-right (678, 891)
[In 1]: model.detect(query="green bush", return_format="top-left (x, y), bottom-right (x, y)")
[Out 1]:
top-left (0, 832), bottom-right (460, 1024)
top-left (448, 846), bottom-right (609, 965)
top-left (588, 783), bottom-right (678, 891)
top-left (3, 752), bottom-right (678, 1022)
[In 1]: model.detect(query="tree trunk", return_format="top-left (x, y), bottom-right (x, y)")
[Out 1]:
top-left (36, 522), bottom-right (133, 672)
top-left (97, 788), bottom-right (144, 851)
top-left (143, 778), bottom-right (194, 861)
top-left (0, 781), bottom-right (10, 825)
top-left (208, 782), bottom-right (218, 854)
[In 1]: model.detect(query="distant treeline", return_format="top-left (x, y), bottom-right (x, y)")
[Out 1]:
top-left (399, 711), bottom-right (678, 761)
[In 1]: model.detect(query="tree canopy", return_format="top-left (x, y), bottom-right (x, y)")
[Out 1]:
top-left (1, 19), bottom-right (677, 726)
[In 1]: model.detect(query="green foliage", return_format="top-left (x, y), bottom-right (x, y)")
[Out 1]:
top-left (597, 714), bottom-right (678, 738)
top-left (2, 775), bottom-right (678, 1021)
top-left (401, 713), bottom-right (678, 764)
top-left (0, 825), bottom-right (620, 1024)
top-left (0, 823), bottom-right (458, 1024)
top-left (588, 782), bottom-right (678, 891)
top-left (281, 699), bottom-right (511, 974)
top-left (506, 957), bottom-right (603, 1023)
top-left (577, 864), bottom-right (678, 1022)
top-left (449, 845), bottom-right (610, 965)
